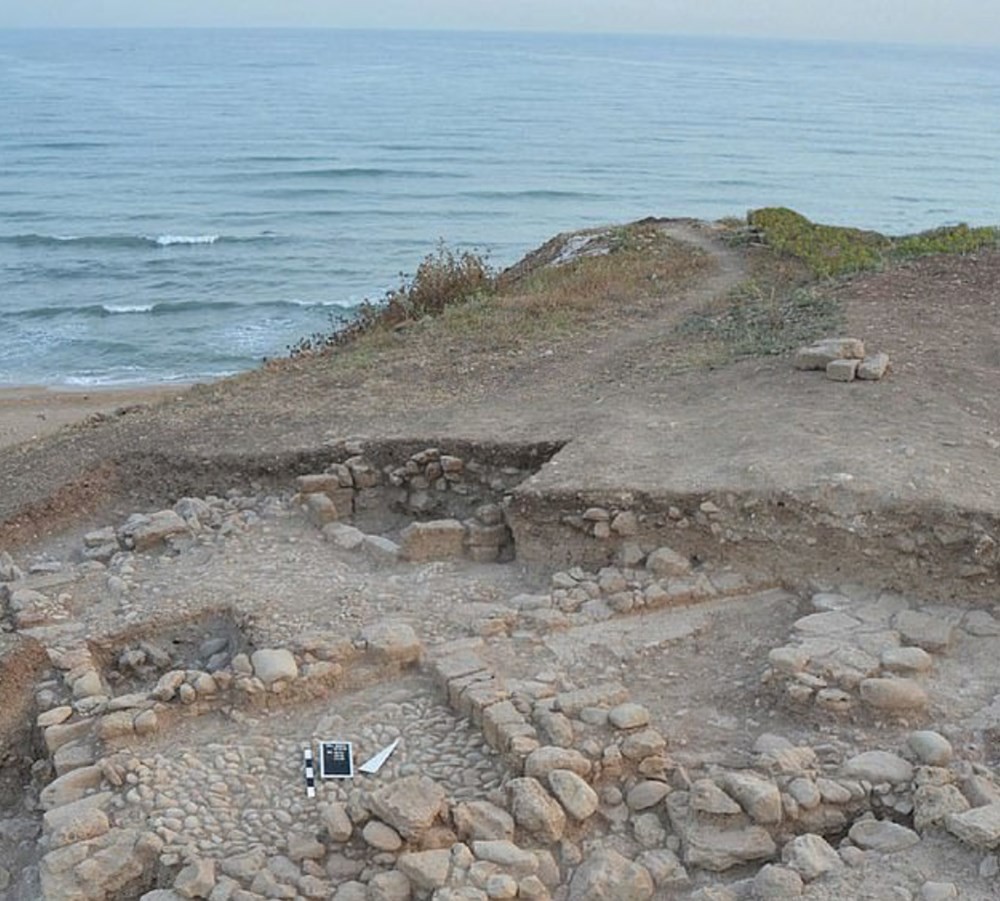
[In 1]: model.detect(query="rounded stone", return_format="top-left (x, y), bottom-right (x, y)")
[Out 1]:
top-left (363, 820), bottom-right (403, 852)
top-left (859, 678), bottom-right (928, 711)
top-left (485, 873), bottom-right (519, 899)
top-left (608, 703), bottom-right (651, 731)
top-left (880, 647), bottom-right (933, 674)
top-left (848, 819), bottom-right (920, 853)
top-left (250, 649), bottom-right (299, 686)
top-left (626, 781), bottom-right (671, 811)
top-left (754, 863), bottom-right (804, 899)
top-left (907, 731), bottom-right (953, 766)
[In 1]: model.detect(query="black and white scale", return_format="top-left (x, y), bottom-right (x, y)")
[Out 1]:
top-left (301, 738), bottom-right (400, 796)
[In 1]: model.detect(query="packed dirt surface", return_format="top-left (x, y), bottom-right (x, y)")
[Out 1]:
top-left (1, 219), bottom-right (999, 900)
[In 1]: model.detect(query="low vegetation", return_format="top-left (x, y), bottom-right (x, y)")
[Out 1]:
top-left (678, 280), bottom-right (843, 361)
top-left (287, 221), bottom-right (709, 362)
top-left (746, 207), bottom-right (999, 278)
top-left (289, 242), bottom-right (495, 356)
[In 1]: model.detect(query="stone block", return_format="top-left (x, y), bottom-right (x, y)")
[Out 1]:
top-left (399, 519), bottom-right (466, 562)
top-left (794, 338), bottom-right (865, 370)
top-left (369, 775), bottom-right (447, 842)
top-left (250, 649), bottom-right (298, 686)
top-left (825, 359), bottom-right (860, 382)
top-left (121, 510), bottom-right (189, 551)
top-left (857, 352), bottom-right (890, 380)
top-left (360, 621), bottom-right (422, 665)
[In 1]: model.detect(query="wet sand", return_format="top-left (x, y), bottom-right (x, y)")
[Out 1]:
top-left (0, 384), bottom-right (190, 451)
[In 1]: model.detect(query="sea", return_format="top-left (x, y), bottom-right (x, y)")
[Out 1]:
top-left (2, 28), bottom-right (999, 387)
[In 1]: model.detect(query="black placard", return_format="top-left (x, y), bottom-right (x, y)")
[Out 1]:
top-left (319, 741), bottom-right (354, 779)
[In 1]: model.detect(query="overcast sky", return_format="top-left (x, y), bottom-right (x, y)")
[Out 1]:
top-left (1, 1), bottom-right (998, 46)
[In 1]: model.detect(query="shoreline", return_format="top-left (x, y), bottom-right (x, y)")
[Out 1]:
top-left (0, 383), bottom-right (191, 451)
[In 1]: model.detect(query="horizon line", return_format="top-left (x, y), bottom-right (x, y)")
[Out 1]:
top-left (0, 25), bottom-right (997, 51)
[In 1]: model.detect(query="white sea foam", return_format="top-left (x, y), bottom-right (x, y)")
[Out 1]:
top-left (102, 303), bottom-right (155, 314)
top-left (153, 234), bottom-right (220, 246)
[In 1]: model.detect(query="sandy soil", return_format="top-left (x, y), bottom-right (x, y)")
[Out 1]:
top-left (0, 385), bottom-right (189, 452)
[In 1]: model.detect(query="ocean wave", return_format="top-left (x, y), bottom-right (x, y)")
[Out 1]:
top-left (0, 233), bottom-right (269, 250)
top-left (102, 304), bottom-right (155, 314)
top-left (2, 297), bottom-right (358, 321)
top-left (153, 234), bottom-right (219, 246)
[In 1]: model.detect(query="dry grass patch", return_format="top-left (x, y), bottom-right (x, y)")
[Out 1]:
top-left (283, 221), bottom-right (711, 376)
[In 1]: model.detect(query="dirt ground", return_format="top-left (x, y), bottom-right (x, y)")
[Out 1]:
top-left (1, 220), bottom-right (999, 899)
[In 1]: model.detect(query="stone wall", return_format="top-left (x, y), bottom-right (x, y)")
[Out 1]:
top-left (506, 486), bottom-right (1000, 601)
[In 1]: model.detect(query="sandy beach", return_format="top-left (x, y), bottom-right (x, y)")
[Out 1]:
top-left (0, 384), bottom-right (190, 451)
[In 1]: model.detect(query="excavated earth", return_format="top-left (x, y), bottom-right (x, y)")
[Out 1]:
top-left (1, 220), bottom-right (1000, 901)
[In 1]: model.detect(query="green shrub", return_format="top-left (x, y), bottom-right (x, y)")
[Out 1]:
top-left (747, 208), bottom-right (888, 278)
top-left (288, 242), bottom-right (494, 356)
top-left (894, 223), bottom-right (999, 258)
top-left (747, 208), bottom-right (998, 278)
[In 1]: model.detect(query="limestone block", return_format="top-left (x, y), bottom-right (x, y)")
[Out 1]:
top-left (554, 683), bottom-right (628, 716)
top-left (99, 710), bottom-right (137, 741)
top-left (691, 780), bottom-right (742, 816)
top-left (859, 677), bottom-right (928, 711)
top-left (305, 493), bottom-right (338, 526)
top-left (524, 746), bottom-right (591, 780)
top-left (645, 547), bottom-right (691, 577)
top-left (296, 474), bottom-right (341, 495)
top-left (399, 519), bottom-right (466, 562)
top-left (45, 720), bottom-right (93, 754)
top-left (794, 338), bottom-right (865, 370)
top-left (825, 359), bottom-right (859, 382)
top-left (610, 511), bottom-right (639, 536)
top-left (481, 700), bottom-right (526, 749)
top-left (621, 728), bottom-right (667, 761)
top-left (857, 352), bottom-right (890, 380)
top-left (892, 610), bottom-right (955, 652)
top-left (914, 783), bottom-right (969, 833)
top-left (848, 819), bottom-right (920, 853)
top-left (881, 646), bottom-right (934, 673)
top-left (174, 858), bottom-right (216, 899)
top-left (360, 620), bottom-right (422, 665)
top-left (456, 803), bottom-right (515, 843)
top-left (548, 769), bottom-right (599, 821)
top-left (369, 775), bottom-right (447, 842)
top-left (507, 777), bottom-right (566, 843)
top-left (361, 534), bottom-right (401, 563)
top-left (39, 764), bottom-right (104, 810)
top-left (636, 849), bottom-right (688, 889)
top-left (754, 864), bottom-right (803, 899)
top-left (362, 820), bottom-right (403, 851)
top-left (367, 871), bottom-right (410, 901)
top-left (781, 833), bottom-right (842, 881)
top-left (471, 840), bottom-right (538, 878)
top-left (945, 803), bottom-right (1000, 849)
top-left (843, 750), bottom-right (914, 784)
top-left (683, 823), bottom-right (777, 872)
top-left (722, 771), bottom-right (783, 825)
top-left (397, 849), bottom-right (452, 891)
top-left (43, 792), bottom-right (112, 849)
top-left (567, 848), bottom-right (654, 901)
top-left (320, 802), bottom-right (353, 842)
top-left (250, 649), bottom-right (298, 686)
top-left (122, 510), bottom-right (189, 551)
